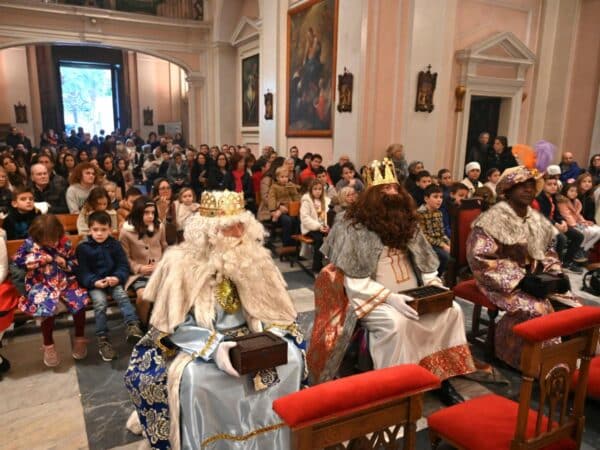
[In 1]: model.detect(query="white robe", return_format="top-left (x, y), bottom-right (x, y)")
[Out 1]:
top-left (345, 246), bottom-right (474, 377)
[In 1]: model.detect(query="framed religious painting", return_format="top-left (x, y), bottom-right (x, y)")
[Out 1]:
top-left (286, 0), bottom-right (338, 137)
top-left (241, 54), bottom-right (259, 127)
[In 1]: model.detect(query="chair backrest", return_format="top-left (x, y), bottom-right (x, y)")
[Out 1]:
top-left (6, 239), bottom-right (24, 259)
top-left (56, 214), bottom-right (79, 234)
top-left (512, 306), bottom-right (600, 449)
top-left (274, 364), bottom-right (440, 450)
top-left (450, 198), bottom-right (483, 271)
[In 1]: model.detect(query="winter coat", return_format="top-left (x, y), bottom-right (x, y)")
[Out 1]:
top-left (118, 222), bottom-right (167, 290)
top-left (267, 182), bottom-right (300, 212)
top-left (557, 199), bottom-right (586, 227)
top-left (76, 236), bottom-right (130, 289)
top-left (300, 193), bottom-right (331, 235)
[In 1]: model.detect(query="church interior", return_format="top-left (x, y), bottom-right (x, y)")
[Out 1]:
top-left (1, 0), bottom-right (600, 449)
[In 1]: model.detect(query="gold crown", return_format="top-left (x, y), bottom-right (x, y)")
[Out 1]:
top-left (199, 190), bottom-right (245, 217)
top-left (362, 158), bottom-right (399, 188)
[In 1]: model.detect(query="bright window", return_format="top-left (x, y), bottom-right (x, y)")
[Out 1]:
top-left (60, 64), bottom-right (115, 135)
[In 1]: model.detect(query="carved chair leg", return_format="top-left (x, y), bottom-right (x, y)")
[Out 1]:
top-left (429, 430), bottom-right (442, 450)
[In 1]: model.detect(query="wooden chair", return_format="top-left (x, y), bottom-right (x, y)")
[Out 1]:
top-left (572, 355), bottom-right (600, 400)
top-left (274, 364), bottom-right (440, 450)
top-left (448, 198), bottom-right (499, 356)
top-left (56, 213), bottom-right (79, 234)
top-left (428, 306), bottom-right (600, 450)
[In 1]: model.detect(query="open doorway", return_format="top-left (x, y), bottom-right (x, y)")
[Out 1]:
top-left (465, 95), bottom-right (501, 166)
top-left (59, 62), bottom-right (117, 135)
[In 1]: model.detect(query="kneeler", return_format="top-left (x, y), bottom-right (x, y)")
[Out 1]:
top-left (428, 306), bottom-right (600, 450)
top-left (273, 364), bottom-right (440, 450)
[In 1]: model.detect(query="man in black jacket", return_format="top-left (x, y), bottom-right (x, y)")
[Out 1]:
top-left (30, 163), bottom-right (69, 214)
top-left (534, 176), bottom-right (584, 272)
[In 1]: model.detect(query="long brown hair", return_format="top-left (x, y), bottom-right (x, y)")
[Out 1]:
top-left (345, 183), bottom-right (417, 250)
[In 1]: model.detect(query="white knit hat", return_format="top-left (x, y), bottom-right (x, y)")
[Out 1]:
top-left (465, 162), bottom-right (481, 173)
top-left (546, 165), bottom-right (561, 176)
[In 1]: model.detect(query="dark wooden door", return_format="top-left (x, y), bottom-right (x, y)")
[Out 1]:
top-left (465, 96), bottom-right (501, 165)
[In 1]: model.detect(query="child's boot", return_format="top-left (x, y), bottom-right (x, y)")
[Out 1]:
top-left (72, 337), bottom-right (89, 360)
top-left (43, 344), bottom-right (60, 367)
top-left (98, 336), bottom-right (117, 362)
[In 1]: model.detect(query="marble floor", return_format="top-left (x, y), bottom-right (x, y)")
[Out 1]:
top-left (1, 257), bottom-right (599, 450)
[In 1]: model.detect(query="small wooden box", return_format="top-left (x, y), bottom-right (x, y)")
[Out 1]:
top-left (399, 285), bottom-right (454, 316)
top-left (229, 332), bottom-right (288, 375)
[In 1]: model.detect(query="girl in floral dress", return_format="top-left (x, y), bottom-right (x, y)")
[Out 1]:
top-left (14, 214), bottom-right (89, 367)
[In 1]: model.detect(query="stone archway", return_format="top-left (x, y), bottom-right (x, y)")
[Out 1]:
top-left (0, 1), bottom-right (211, 144)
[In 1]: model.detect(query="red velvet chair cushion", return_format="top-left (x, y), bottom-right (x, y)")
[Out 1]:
top-left (573, 356), bottom-right (600, 399)
top-left (453, 279), bottom-right (497, 311)
top-left (513, 306), bottom-right (600, 343)
top-left (273, 364), bottom-right (440, 428)
top-left (427, 394), bottom-right (576, 450)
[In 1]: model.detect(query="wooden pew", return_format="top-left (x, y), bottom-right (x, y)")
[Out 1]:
top-left (56, 214), bottom-right (79, 234)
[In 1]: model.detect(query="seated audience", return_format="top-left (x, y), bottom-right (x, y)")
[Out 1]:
top-left (588, 153), bottom-right (600, 185)
top-left (417, 185), bottom-right (451, 275)
top-left (117, 187), bottom-right (143, 229)
top-left (437, 168), bottom-right (453, 201)
top-left (0, 167), bottom-right (11, 213)
top-left (461, 162), bottom-right (483, 197)
top-left (410, 170), bottom-right (433, 206)
top-left (3, 186), bottom-right (41, 240)
top-left (190, 152), bottom-right (210, 198)
top-left (119, 197), bottom-right (167, 325)
top-left (257, 157), bottom-right (285, 222)
top-left (66, 162), bottom-right (97, 213)
top-left (482, 136), bottom-right (517, 176)
top-left (315, 166), bottom-right (337, 202)
top-left (225, 154), bottom-right (254, 211)
top-left (77, 187), bottom-right (118, 235)
top-left (269, 166), bottom-right (301, 246)
top-left (102, 154), bottom-right (126, 199)
top-left (404, 160), bottom-right (424, 194)
top-left (76, 211), bottom-right (143, 362)
top-left (299, 153), bottom-right (330, 184)
top-left (557, 182), bottom-right (600, 253)
top-left (173, 187), bottom-right (200, 237)
top-left (386, 143), bottom-right (409, 182)
top-left (167, 151), bottom-right (189, 194)
top-left (576, 172), bottom-right (596, 222)
top-left (483, 168), bottom-right (501, 201)
top-left (300, 178), bottom-right (331, 272)
top-left (334, 185), bottom-right (357, 215)
top-left (30, 163), bottom-right (69, 214)
top-left (2, 155), bottom-right (26, 188)
top-left (14, 215), bottom-right (89, 367)
top-left (207, 152), bottom-right (230, 190)
top-left (152, 178), bottom-right (174, 223)
top-left (57, 153), bottom-right (76, 180)
top-left (559, 151), bottom-right (583, 183)
top-left (117, 158), bottom-right (134, 192)
top-left (533, 176), bottom-right (584, 272)
top-left (327, 154), bottom-right (350, 185)
top-left (103, 181), bottom-right (120, 210)
top-left (335, 162), bottom-right (364, 193)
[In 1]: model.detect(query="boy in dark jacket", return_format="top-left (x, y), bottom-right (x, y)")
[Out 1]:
top-left (2, 186), bottom-right (41, 240)
top-left (76, 211), bottom-right (143, 361)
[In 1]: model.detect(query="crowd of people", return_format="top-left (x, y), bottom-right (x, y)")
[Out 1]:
top-left (1, 123), bottom-right (599, 448)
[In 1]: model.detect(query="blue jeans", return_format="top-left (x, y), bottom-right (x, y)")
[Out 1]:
top-left (89, 285), bottom-right (139, 337)
top-left (432, 246), bottom-right (450, 276)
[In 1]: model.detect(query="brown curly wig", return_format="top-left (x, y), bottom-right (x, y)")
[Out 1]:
top-left (345, 183), bottom-right (418, 250)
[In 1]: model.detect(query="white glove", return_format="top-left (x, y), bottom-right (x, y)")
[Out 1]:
top-left (386, 293), bottom-right (419, 320)
top-left (214, 341), bottom-right (240, 377)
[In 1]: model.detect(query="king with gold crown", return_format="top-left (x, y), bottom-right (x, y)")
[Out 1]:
top-left (307, 158), bottom-right (475, 405)
top-left (124, 190), bottom-right (305, 450)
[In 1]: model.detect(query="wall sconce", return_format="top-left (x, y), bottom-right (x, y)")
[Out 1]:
top-left (455, 85), bottom-right (466, 112)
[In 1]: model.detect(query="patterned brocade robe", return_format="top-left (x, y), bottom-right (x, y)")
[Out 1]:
top-left (467, 201), bottom-right (566, 368)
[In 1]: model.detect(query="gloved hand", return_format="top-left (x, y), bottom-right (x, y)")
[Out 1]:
top-left (386, 293), bottom-right (419, 320)
top-left (214, 341), bottom-right (240, 377)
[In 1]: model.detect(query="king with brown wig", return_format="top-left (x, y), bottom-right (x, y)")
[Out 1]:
top-left (307, 158), bottom-right (475, 405)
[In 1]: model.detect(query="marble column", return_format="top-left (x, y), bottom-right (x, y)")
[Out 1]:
top-left (186, 72), bottom-right (205, 146)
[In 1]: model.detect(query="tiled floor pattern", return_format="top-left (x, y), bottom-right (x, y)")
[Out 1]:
top-left (0, 257), bottom-right (599, 449)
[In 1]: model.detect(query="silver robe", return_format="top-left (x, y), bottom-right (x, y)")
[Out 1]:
top-left (170, 304), bottom-right (304, 450)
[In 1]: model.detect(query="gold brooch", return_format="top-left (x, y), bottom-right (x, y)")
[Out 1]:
top-left (215, 278), bottom-right (241, 314)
